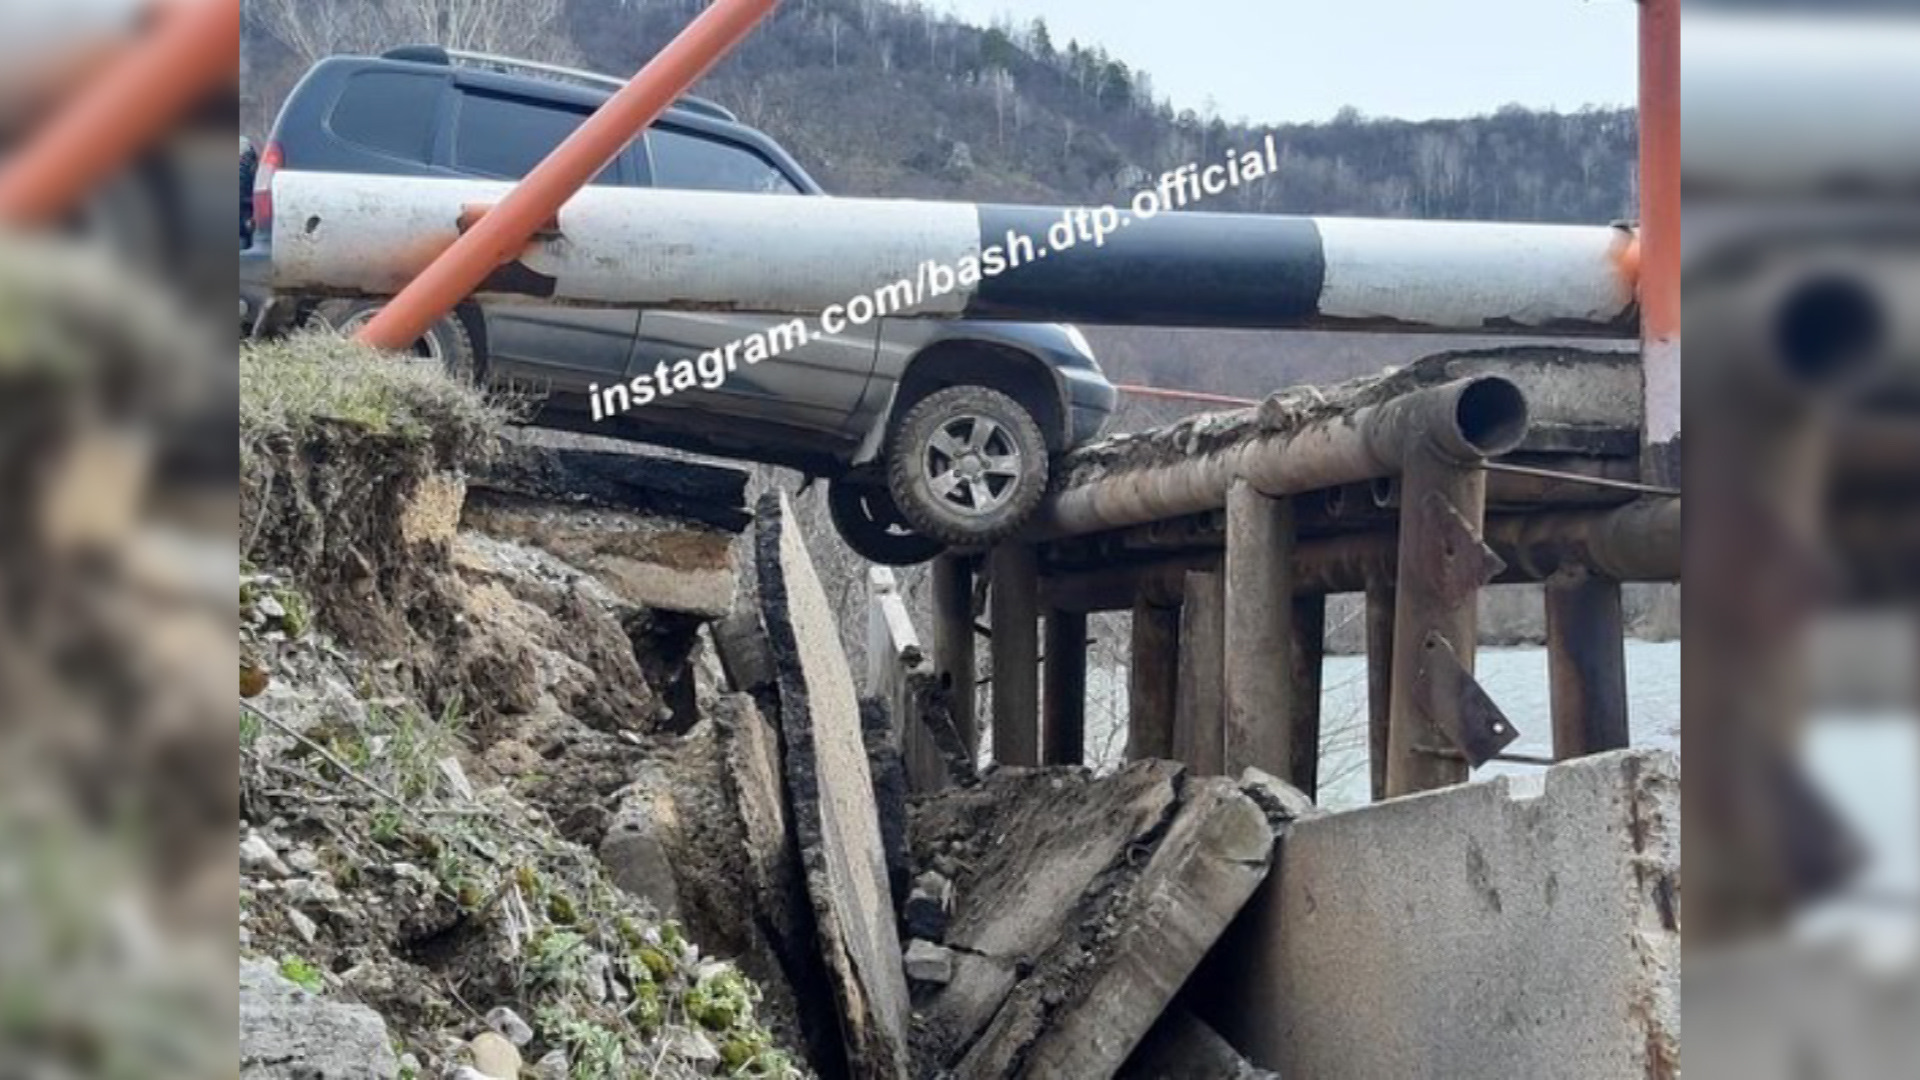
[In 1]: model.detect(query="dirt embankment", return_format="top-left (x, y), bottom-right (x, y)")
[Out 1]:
top-left (239, 337), bottom-right (809, 1080)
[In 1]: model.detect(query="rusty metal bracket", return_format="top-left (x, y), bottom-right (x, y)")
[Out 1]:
top-left (1414, 631), bottom-right (1520, 767)
top-left (1412, 490), bottom-right (1506, 607)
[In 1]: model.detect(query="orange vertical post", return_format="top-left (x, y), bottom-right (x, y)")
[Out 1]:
top-left (1638, 0), bottom-right (1682, 486)
top-left (0, 0), bottom-right (240, 225)
top-left (356, 0), bottom-right (780, 352)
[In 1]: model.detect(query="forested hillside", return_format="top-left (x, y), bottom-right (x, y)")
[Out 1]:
top-left (242, 0), bottom-right (1639, 395)
top-left (244, 0), bottom-right (1637, 220)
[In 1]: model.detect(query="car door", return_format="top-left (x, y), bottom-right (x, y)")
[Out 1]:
top-left (630, 124), bottom-right (879, 437)
top-left (444, 80), bottom-right (640, 393)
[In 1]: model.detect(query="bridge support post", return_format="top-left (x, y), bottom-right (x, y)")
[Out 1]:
top-left (932, 554), bottom-right (977, 756)
top-left (1043, 609), bottom-right (1088, 766)
top-left (1366, 578), bottom-right (1396, 802)
top-left (1128, 599), bottom-right (1181, 761)
top-left (990, 544), bottom-right (1041, 767)
top-left (1546, 571), bottom-right (1631, 759)
top-left (1385, 451), bottom-right (1496, 797)
top-left (1224, 480), bottom-right (1298, 778)
top-left (1289, 594), bottom-right (1327, 800)
top-left (1175, 570), bottom-right (1228, 776)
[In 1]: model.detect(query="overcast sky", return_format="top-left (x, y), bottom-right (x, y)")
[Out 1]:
top-left (936, 0), bottom-right (1639, 124)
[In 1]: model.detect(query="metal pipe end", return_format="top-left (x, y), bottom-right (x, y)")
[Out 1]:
top-left (1771, 271), bottom-right (1887, 390)
top-left (1446, 376), bottom-right (1531, 460)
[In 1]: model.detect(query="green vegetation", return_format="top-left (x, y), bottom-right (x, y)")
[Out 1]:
top-left (239, 331), bottom-right (505, 445)
top-left (278, 955), bottom-right (325, 994)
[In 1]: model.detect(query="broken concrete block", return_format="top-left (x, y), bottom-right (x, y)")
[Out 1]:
top-left (912, 761), bottom-right (1184, 1070)
top-left (905, 871), bottom-right (954, 942)
top-left (1120, 1008), bottom-right (1280, 1080)
top-left (904, 939), bottom-right (956, 986)
top-left (464, 492), bottom-right (739, 619)
top-left (1200, 749), bottom-right (1681, 1079)
top-left (1237, 767), bottom-right (1316, 822)
top-left (599, 788), bottom-right (681, 918)
top-left (756, 491), bottom-right (913, 1079)
top-left (959, 777), bottom-right (1274, 1080)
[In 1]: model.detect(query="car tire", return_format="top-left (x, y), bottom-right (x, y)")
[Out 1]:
top-left (313, 299), bottom-right (480, 383)
top-left (828, 480), bottom-right (948, 566)
top-left (886, 385), bottom-right (1050, 549)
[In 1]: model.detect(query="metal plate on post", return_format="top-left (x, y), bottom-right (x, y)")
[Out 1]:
top-left (1412, 490), bottom-right (1506, 607)
top-left (1414, 631), bottom-right (1521, 767)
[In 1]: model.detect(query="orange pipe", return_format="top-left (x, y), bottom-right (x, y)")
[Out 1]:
top-left (1638, 0), bottom-right (1680, 343)
top-left (0, 0), bottom-right (239, 226)
top-left (358, 0), bottom-right (781, 351)
top-left (1117, 385), bottom-right (1260, 408)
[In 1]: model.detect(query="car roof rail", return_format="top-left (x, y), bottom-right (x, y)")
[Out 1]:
top-left (401, 47), bottom-right (741, 122)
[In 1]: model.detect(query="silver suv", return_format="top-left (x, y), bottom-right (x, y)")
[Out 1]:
top-left (240, 47), bottom-right (1115, 564)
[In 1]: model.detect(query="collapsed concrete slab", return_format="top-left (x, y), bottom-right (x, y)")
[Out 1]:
top-left (1201, 749), bottom-right (1681, 1079)
top-left (911, 762), bottom-right (1184, 1068)
top-left (465, 442), bottom-right (750, 619)
top-left (959, 777), bottom-right (1275, 1079)
top-left (464, 494), bottom-right (739, 619)
top-left (910, 762), bottom-right (1283, 1079)
top-left (755, 492), bottom-right (913, 1080)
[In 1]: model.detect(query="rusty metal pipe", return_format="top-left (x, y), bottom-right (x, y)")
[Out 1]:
top-left (1033, 376), bottom-right (1530, 538)
top-left (1037, 497), bottom-right (1681, 613)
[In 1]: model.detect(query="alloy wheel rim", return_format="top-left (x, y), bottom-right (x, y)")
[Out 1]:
top-left (923, 414), bottom-right (1022, 518)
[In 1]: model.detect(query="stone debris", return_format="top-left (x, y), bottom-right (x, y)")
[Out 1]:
top-left (532, 1049), bottom-right (569, 1079)
top-left (240, 957), bottom-right (399, 1079)
top-left (466, 1031), bottom-right (522, 1079)
top-left (285, 907), bottom-right (318, 945)
top-left (904, 939), bottom-right (956, 986)
top-left (756, 491), bottom-right (914, 1079)
top-left (239, 832), bottom-right (289, 878)
top-left (485, 1006), bottom-right (534, 1047)
top-left (599, 782), bottom-right (683, 917)
top-left (904, 870), bottom-right (955, 942)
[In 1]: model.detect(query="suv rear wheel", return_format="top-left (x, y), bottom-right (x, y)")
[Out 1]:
top-left (828, 480), bottom-right (946, 566)
top-left (887, 385), bottom-right (1050, 549)
top-left (313, 299), bottom-right (479, 383)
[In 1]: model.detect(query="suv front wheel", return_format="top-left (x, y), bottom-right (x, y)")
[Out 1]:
top-left (886, 385), bottom-right (1050, 549)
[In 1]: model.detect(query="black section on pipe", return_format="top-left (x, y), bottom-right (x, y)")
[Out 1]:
top-left (968, 206), bottom-right (1326, 328)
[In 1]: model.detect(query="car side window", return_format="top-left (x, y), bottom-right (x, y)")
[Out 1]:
top-left (329, 71), bottom-right (442, 163)
top-left (452, 89), bottom-right (618, 184)
top-left (649, 126), bottom-right (801, 195)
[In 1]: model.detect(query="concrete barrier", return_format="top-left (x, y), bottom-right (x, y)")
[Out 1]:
top-left (1200, 749), bottom-right (1680, 1079)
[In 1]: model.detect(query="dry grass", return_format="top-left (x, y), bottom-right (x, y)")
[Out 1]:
top-left (240, 330), bottom-right (507, 444)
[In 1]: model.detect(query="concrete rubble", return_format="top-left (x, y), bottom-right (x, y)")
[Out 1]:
top-left (239, 397), bottom-right (1685, 1080)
